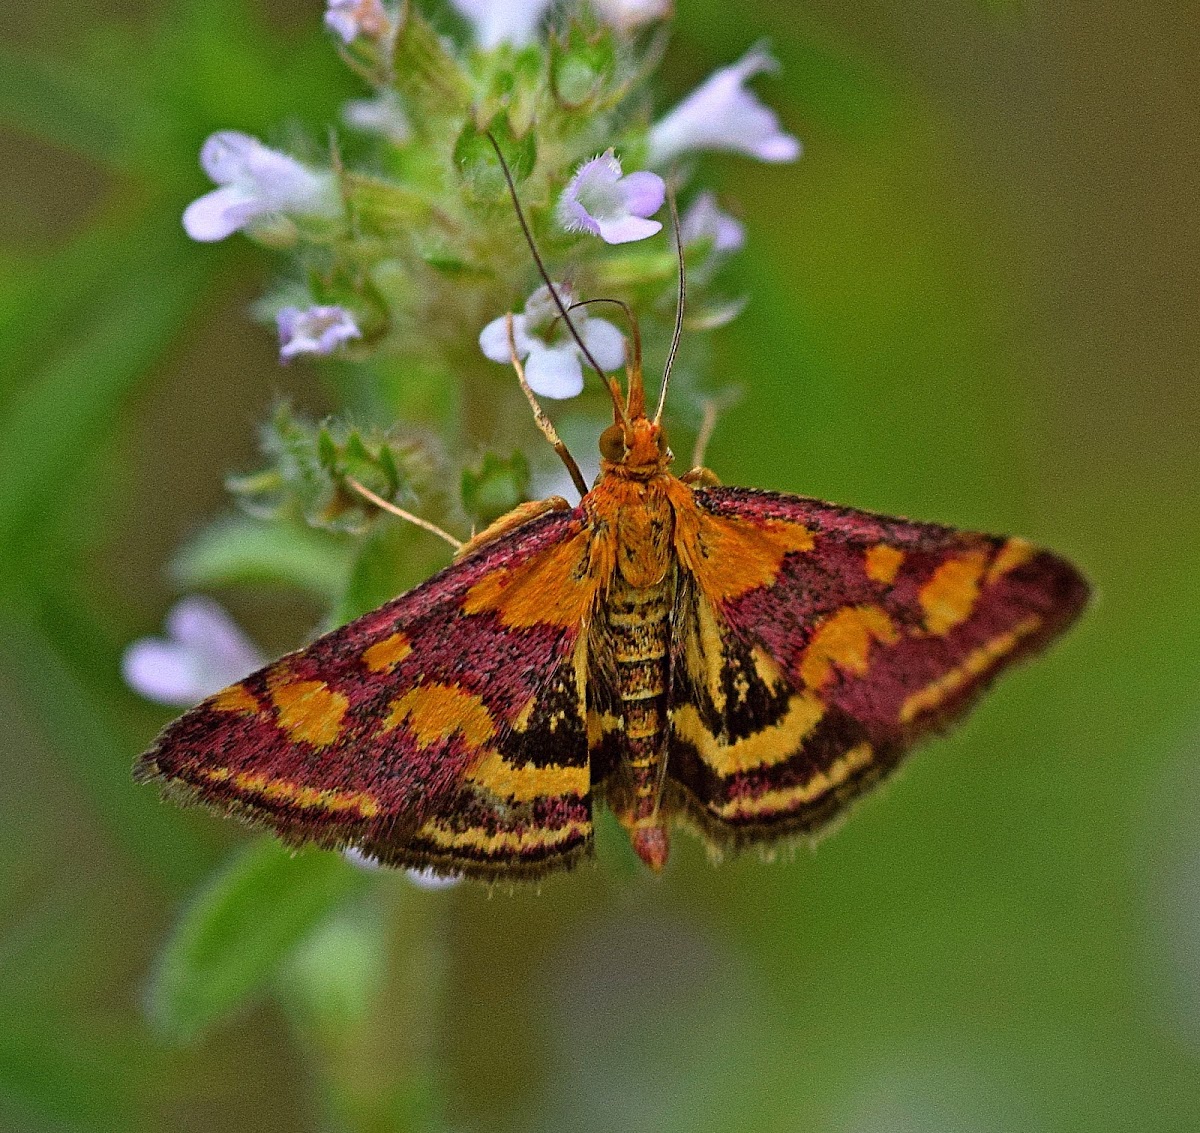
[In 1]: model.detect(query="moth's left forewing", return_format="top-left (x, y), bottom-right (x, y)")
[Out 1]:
top-left (667, 485), bottom-right (1089, 849)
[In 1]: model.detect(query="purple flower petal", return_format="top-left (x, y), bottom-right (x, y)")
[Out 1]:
top-left (182, 185), bottom-right (263, 242)
top-left (184, 132), bottom-right (339, 243)
top-left (559, 196), bottom-right (603, 237)
top-left (122, 640), bottom-right (206, 706)
top-left (276, 305), bottom-right (362, 360)
top-left (621, 170), bottom-right (667, 217)
top-left (523, 283), bottom-right (576, 330)
top-left (558, 150), bottom-right (665, 245)
top-left (479, 284), bottom-right (623, 398)
top-left (680, 191), bottom-right (746, 253)
top-left (478, 313), bottom-right (535, 363)
top-left (199, 131), bottom-right (259, 184)
top-left (342, 91), bottom-right (411, 144)
top-left (581, 318), bottom-right (627, 370)
top-left (122, 597), bottom-right (264, 707)
top-left (449, 0), bottom-right (553, 47)
top-left (595, 214), bottom-right (662, 244)
top-left (343, 848), bottom-right (381, 871)
top-left (648, 47), bottom-right (802, 166)
top-left (525, 343), bottom-right (585, 399)
top-left (405, 867), bottom-right (462, 890)
top-left (166, 597), bottom-right (263, 674)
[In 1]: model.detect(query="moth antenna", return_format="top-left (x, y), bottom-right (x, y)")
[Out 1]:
top-left (504, 313), bottom-right (589, 499)
top-left (345, 477), bottom-right (464, 550)
top-left (485, 131), bottom-right (628, 427)
top-left (566, 297), bottom-right (645, 418)
top-left (654, 183), bottom-right (685, 425)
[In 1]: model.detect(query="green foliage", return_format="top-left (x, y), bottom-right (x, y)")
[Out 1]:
top-left (228, 404), bottom-right (443, 535)
top-left (147, 839), bottom-right (371, 1043)
top-left (461, 449), bottom-right (532, 526)
top-left (171, 515), bottom-right (355, 603)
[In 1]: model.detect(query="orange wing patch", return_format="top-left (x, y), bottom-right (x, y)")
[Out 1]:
top-left (362, 631), bottom-right (412, 672)
top-left (918, 550), bottom-right (989, 635)
top-left (210, 683), bottom-right (261, 716)
top-left (462, 527), bottom-right (606, 628)
top-left (799, 605), bottom-right (899, 689)
top-left (864, 543), bottom-right (905, 585)
top-left (686, 516), bottom-right (816, 602)
top-left (266, 671), bottom-right (348, 747)
top-left (674, 508), bottom-right (815, 604)
top-left (987, 537), bottom-right (1035, 583)
top-left (384, 683), bottom-right (495, 748)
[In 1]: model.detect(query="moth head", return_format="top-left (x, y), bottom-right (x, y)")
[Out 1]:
top-left (598, 416), bottom-right (671, 474)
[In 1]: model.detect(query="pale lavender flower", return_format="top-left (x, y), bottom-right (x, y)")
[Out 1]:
top-left (344, 849), bottom-right (461, 889)
top-left (405, 866), bottom-right (462, 890)
top-left (324, 0), bottom-right (391, 45)
top-left (342, 90), bottom-right (411, 145)
top-left (479, 283), bottom-right (625, 399)
top-left (558, 150), bottom-right (665, 245)
top-left (449, 0), bottom-right (553, 48)
top-left (182, 132), bottom-right (340, 243)
top-left (591, 0), bottom-right (672, 31)
top-left (276, 305), bottom-right (362, 361)
top-left (122, 597), bottom-right (265, 707)
top-left (647, 47), bottom-right (802, 166)
top-left (680, 191), bottom-right (745, 253)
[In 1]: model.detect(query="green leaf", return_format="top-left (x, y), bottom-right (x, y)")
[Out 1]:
top-left (0, 219), bottom-right (178, 400)
top-left (147, 839), bottom-right (371, 1043)
top-left (276, 899), bottom-right (389, 1040)
top-left (171, 516), bottom-right (354, 602)
top-left (0, 221), bottom-right (212, 557)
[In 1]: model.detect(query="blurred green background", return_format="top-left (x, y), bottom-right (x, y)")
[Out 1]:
top-left (2, 1), bottom-right (1198, 1130)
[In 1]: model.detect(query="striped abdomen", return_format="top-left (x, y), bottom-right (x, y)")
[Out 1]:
top-left (605, 571), bottom-right (673, 843)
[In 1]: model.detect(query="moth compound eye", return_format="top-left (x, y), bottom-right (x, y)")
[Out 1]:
top-left (599, 424), bottom-right (625, 462)
top-left (656, 430), bottom-right (669, 454)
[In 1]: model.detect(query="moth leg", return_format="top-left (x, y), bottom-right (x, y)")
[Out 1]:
top-left (689, 396), bottom-right (722, 469)
top-left (455, 496), bottom-right (572, 559)
top-left (345, 477), bottom-right (464, 550)
top-left (504, 313), bottom-right (589, 499)
top-left (681, 466), bottom-right (721, 487)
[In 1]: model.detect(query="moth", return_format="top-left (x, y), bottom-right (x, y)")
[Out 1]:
top-left (135, 352), bottom-right (1087, 879)
top-left (135, 163), bottom-right (1088, 880)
